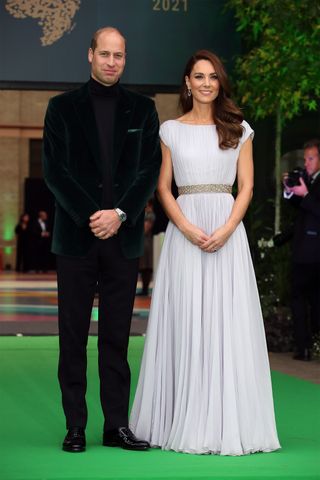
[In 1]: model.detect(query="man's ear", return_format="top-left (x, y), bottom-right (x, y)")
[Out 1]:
top-left (88, 48), bottom-right (93, 64)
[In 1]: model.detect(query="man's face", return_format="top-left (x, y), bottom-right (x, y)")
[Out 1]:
top-left (88, 30), bottom-right (126, 86)
top-left (304, 146), bottom-right (320, 176)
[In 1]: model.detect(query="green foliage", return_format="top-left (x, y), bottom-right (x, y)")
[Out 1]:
top-left (226, 1), bottom-right (320, 347)
top-left (227, 0), bottom-right (320, 233)
top-left (246, 198), bottom-right (294, 351)
top-left (312, 333), bottom-right (320, 359)
top-left (227, 0), bottom-right (320, 121)
top-left (247, 198), bottom-right (291, 306)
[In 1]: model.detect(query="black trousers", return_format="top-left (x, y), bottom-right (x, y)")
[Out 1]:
top-left (291, 262), bottom-right (320, 353)
top-left (56, 237), bottom-right (139, 431)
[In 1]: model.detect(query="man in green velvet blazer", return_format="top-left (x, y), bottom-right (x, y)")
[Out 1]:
top-left (42, 27), bottom-right (161, 453)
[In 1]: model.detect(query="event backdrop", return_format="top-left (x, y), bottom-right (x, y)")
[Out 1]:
top-left (0, 0), bottom-right (239, 86)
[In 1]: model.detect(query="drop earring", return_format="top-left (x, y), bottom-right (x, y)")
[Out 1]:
top-left (187, 88), bottom-right (192, 97)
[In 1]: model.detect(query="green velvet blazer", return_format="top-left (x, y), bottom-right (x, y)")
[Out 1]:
top-left (42, 82), bottom-right (161, 259)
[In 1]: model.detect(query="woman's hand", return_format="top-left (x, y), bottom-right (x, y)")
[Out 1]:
top-left (182, 223), bottom-right (210, 247)
top-left (200, 224), bottom-right (234, 253)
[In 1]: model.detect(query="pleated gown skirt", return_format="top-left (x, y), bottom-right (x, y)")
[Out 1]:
top-left (130, 192), bottom-right (281, 455)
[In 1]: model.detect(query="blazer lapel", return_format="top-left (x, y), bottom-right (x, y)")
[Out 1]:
top-left (72, 83), bottom-right (101, 173)
top-left (113, 87), bottom-right (135, 173)
top-left (311, 172), bottom-right (320, 188)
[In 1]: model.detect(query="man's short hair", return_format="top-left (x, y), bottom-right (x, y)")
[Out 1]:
top-left (303, 139), bottom-right (320, 154)
top-left (90, 27), bottom-right (126, 52)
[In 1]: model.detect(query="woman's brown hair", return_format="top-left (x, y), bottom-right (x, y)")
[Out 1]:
top-left (179, 50), bottom-right (243, 150)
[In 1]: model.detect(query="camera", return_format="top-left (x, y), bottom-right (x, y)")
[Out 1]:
top-left (285, 167), bottom-right (308, 188)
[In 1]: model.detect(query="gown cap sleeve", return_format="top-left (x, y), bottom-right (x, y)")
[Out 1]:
top-left (159, 121), bottom-right (171, 147)
top-left (241, 120), bottom-right (254, 144)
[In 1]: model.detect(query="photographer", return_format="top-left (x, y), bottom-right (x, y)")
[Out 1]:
top-left (283, 139), bottom-right (320, 361)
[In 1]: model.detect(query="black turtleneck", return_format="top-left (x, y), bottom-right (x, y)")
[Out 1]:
top-left (89, 77), bottom-right (119, 209)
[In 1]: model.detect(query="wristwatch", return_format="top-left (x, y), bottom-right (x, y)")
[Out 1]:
top-left (115, 208), bottom-right (127, 222)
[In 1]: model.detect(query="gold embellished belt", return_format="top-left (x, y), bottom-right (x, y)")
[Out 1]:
top-left (178, 184), bottom-right (232, 195)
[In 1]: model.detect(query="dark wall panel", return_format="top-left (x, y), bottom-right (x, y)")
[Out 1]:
top-left (0, 0), bottom-right (239, 86)
top-left (24, 178), bottom-right (55, 225)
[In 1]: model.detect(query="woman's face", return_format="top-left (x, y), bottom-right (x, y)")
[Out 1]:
top-left (185, 59), bottom-right (220, 105)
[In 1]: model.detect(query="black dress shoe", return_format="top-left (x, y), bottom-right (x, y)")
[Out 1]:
top-left (293, 349), bottom-right (312, 361)
top-left (103, 427), bottom-right (150, 451)
top-left (62, 427), bottom-right (86, 452)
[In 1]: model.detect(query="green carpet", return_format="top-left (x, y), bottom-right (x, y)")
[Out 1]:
top-left (0, 336), bottom-right (319, 480)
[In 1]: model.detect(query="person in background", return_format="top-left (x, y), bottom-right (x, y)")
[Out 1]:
top-left (138, 198), bottom-right (155, 296)
top-left (15, 213), bottom-right (30, 272)
top-left (30, 210), bottom-right (51, 272)
top-left (283, 139), bottom-right (320, 361)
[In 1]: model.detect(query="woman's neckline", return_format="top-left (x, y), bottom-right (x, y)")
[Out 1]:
top-left (172, 119), bottom-right (216, 126)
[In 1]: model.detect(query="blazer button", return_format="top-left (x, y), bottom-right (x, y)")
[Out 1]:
top-left (98, 183), bottom-right (103, 188)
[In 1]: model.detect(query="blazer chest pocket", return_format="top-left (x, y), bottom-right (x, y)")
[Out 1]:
top-left (127, 128), bottom-right (143, 134)
top-left (124, 129), bottom-right (143, 159)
